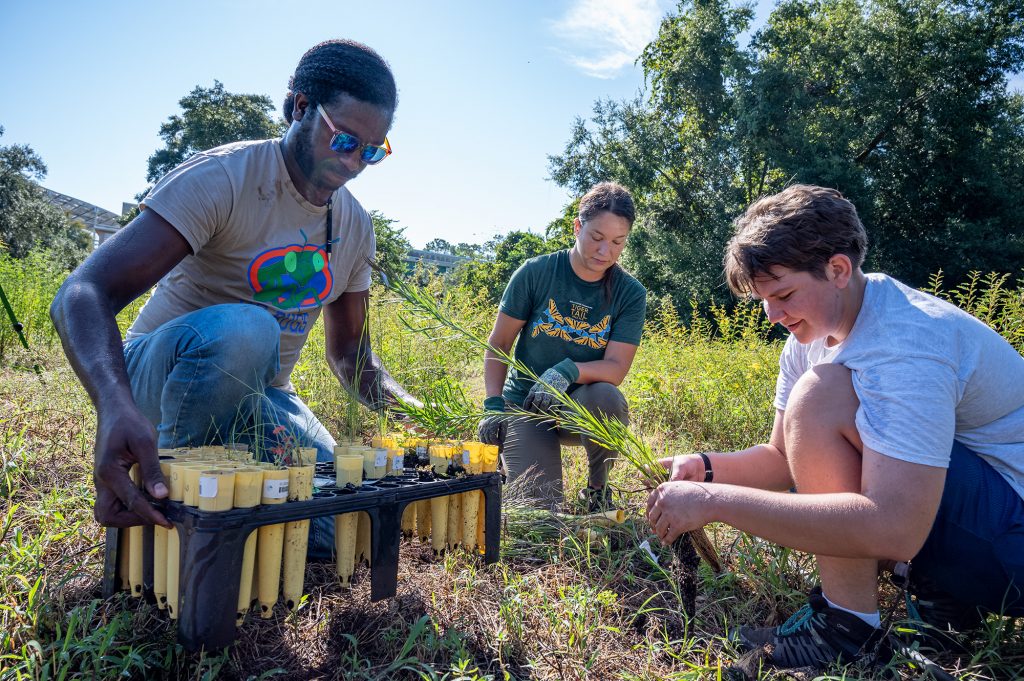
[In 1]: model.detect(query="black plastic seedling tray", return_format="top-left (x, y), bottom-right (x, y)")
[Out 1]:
top-left (102, 470), bottom-right (502, 651)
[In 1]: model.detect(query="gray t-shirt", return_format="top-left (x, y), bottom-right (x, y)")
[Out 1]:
top-left (126, 139), bottom-right (375, 387)
top-left (774, 273), bottom-right (1024, 500)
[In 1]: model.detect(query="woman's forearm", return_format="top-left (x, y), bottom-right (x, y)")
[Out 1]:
top-left (484, 348), bottom-right (510, 398)
top-left (575, 358), bottom-right (629, 385)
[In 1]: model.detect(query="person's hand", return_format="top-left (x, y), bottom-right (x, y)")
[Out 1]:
top-left (656, 453), bottom-right (708, 482)
top-left (646, 481), bottom-right (713, 545)
top-left (523, 358), bottom-right (578, 413)
top-left (93, 404), bottom-right (171, 528)
top-left (477, 396), bottom-right (506, 445)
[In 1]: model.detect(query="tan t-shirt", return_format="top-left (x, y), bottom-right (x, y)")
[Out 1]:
top-left (126, 139), bottom-right (374, 388)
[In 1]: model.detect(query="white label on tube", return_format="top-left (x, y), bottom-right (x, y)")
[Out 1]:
top-left (374, 449), bottom-right (387, 467)
top-left (391, 454), bottom-right (404, 472)
top-left (462, 450), bottom-right (470, 466)
top-left (198, 476), bottom-right (218, 498)
top-left (416, 445), bottom-right (427, 455)
top-left (263, 478), bottom-right (289, 499)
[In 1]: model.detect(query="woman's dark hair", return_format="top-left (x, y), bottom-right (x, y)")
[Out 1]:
top-left (577, 182), bottom-right (636, 304)
top-left (283, 39), bottom-right (398, 123)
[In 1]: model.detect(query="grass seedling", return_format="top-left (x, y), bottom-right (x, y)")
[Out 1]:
top-left (394, 378), bottom-right (480, 441)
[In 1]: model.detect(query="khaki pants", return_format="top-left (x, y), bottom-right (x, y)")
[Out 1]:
top-left (501, 382), bottom-right (629, 508)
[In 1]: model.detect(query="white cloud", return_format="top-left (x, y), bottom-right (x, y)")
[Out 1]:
top-left (550, 0), bottom-right (667, 79)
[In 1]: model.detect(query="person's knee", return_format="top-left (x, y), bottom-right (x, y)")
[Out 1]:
top-left (783, 363), bottom-right (858, 441)
top-left (200, 305), bottom-right (280, 384)
top-left (575, 382), bottom-right (629, 421)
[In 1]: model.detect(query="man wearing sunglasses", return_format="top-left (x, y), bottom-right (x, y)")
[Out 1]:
top-left (50, 39), bottom-right (418, 557)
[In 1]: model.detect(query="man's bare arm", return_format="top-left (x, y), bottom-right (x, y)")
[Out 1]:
top-left (50, 209), bottom-right (191, 527)
top-left (323, 289), bottom-right (418, 410)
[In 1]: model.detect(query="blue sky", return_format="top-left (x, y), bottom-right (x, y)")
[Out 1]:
top-left (0, 0), bottom-right (744, 248)
top-left (2, 1), bottom-right (1019, 249)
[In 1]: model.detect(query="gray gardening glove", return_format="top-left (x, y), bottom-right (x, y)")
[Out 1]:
top-left (523, 358), bottom-right (579, 413)
top-left (477, 396), bottom-right (507, 445)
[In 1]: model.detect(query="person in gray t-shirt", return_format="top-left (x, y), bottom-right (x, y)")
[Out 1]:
top-left (51, 40), bottom-right (420, 547)
top-left (646, 184), bottom-right (1024, 671)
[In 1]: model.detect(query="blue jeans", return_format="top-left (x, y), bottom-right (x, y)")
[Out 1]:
top-left (124, 303), bottom-right (337, 558)
top-left (911, 442), bottom-right (1024, 616)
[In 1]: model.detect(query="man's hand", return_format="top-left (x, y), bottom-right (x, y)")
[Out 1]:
top-left (93, 406), bottom-right (171, 528)
top-left (523, 358), bottom-right (578, 413)
top-left (478, 396), bottom-right (506, 445)
top-left (646, 481), bottom-right (714, 545)
top-left (657, 453), bottom-right (709, 482)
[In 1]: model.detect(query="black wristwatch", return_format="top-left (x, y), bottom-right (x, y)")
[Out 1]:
top-left (697, 452), bottom-right (713, 483)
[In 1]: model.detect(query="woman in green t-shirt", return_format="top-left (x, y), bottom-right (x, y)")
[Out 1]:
top-left (477, 182), bottom-right (648, 510)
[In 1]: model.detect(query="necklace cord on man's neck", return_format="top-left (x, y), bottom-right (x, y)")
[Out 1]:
top-left (325, 198), bottom-right (333, 254)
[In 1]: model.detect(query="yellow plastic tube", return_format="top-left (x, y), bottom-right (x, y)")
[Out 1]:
top-left (412, 440), bottom-right (431, 543)
top-left (153, 458), bottom-right (175, 609)
top-left (166, 462), bottom-right (206, 619)
top-left (257, 468), bottom-right (289, 618)
top-left (165, 461), bottom-right (188, 619)
top-left (126, 464), bottom-right (143, 597)
top-left (364, 447), bottom-right (387, 479)
top-left (416, 499), bottom-right (432, 543)
top-left (332, 444), bottom-right (351, 462)
top-left (333, 454), bottom-right (363, 586)
top-left (582, 508), bottom-right (626, 527)
top-left (232, 467), bottom-right (263, 625)
top-left (387, 448), bottom-right (405, 476)
top-left (460, 443), bottom-right (483, 553)
top-left (295, 447), bottom-right (318, 467)
top-left (447, 489), bottom-right (463, 552)
top-left (198, 470), bottom-right (236, 512)
top-left (282, 465), bottom-right (314, 611)
top-left (182, 465), bottom-right (206, 507)
top-left (428, 445), bottom-right (451, 555)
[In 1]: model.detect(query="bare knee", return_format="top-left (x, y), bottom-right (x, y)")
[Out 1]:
top-left (782, 364), bottom-right (856, 432)
top-left (782, 364), bottom-right (865, 495)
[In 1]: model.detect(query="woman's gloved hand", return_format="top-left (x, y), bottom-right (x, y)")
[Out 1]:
top-left (523, 358), bottom-right (579, 413)
top-left (477, 395), bottom-right (507, 445)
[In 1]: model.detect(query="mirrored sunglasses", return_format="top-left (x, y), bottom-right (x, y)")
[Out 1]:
top-left (317, 103), bottom-right (392, 165)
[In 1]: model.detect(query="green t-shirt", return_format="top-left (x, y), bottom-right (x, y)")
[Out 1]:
top-left (498, 250), bottom-right (647, 406)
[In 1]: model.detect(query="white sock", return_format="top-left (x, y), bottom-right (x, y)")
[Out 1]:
top-left (823, 593), bottom-right (882, 628)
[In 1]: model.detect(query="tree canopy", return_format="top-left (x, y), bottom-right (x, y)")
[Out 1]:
top-left (549, 0), bottom-right (1024, 311)
top-left (0, 127), bottom-right (90, 269)
top-left (370, 211), bottom-right (411, 276)
top-left (146, 81), bottom-right (287, 184)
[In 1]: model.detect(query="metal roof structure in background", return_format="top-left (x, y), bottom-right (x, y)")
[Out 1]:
top-left (42, 188), bottom-right (120, 226)
top-left (42, 187), bottom-right (124, 248)
top-left (403, 248), bottom-right (469, 274)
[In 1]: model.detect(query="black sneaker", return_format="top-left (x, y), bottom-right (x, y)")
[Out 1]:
top-left (902, 586), bottom-right (985, 652)
top-left (577, 485), bottom-right (614, 513)
top-left (735, 588), bottom-right (883, 669)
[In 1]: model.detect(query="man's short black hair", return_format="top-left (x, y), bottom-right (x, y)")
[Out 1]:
top-left (283, 39), bottom-right (397, 123)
